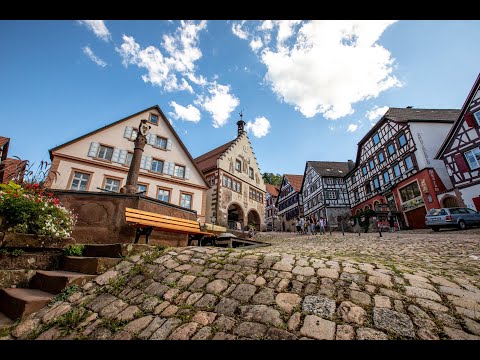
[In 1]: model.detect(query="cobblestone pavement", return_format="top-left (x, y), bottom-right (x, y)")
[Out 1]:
top-left (3, 229), bottom-right (480, 340)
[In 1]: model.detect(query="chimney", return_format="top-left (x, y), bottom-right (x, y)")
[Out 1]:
top-left (236, 111), bottom-right (246, 137)
top-left (347, 159), bottom-right (354, 170)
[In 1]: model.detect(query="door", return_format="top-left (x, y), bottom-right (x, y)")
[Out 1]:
top-left (473, 196), bottom-right (480, 212)
top-left (405, 206), bottom-right (428, 229)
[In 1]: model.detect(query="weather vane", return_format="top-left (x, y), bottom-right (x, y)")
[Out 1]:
top-left (239, 109), bottom-right (244, 119)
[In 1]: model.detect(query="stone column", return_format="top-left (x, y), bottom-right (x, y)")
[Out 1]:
top-left (120, 119), bottom-right (150, 194)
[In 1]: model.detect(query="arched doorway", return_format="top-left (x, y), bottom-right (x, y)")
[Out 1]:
top-left (227, 203), bottom-right (244, 230)
top-left (442, 196), bottom-right (459, 208)
top-left (247, 209), bottom-right (261, 231)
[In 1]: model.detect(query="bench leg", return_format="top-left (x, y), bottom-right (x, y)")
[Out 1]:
top-left (135, 227), bottom-right (154, 244)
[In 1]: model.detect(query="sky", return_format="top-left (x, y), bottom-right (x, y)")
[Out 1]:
top-left (1, 20), bottom-right (479, 176)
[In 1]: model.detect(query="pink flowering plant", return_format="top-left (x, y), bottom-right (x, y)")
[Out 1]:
top-left (0, 181), bottom-right (77, 238)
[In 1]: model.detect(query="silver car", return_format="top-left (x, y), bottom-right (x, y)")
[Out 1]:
top-left (425, 207), bottom-right (480, 231)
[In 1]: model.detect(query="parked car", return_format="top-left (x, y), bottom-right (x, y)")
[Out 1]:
top-left (425, 207), bottom-right (480, 231)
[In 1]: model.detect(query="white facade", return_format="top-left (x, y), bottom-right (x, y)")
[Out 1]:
top-left (49, 106), bottom-right (209, 220)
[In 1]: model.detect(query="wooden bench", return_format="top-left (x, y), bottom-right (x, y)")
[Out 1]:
top-left (125, 207), bottom-right (215, 245)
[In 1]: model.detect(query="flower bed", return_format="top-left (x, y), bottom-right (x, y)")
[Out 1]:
top-left (0, 181), bottom-right (77, 238)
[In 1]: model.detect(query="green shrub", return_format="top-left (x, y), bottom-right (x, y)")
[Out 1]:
top-left (0, 181), bottom-right (77, 238)
top-left (63, 244), bottom-right (85, 257)
top-left (11, 249), bottom-right (25, 257)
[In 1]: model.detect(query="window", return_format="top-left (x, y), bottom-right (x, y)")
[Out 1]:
top-left (383, 171), bottom-right (390, 184)
top-left (235, 159), bottom-right (242, 172)
top-left (180, 193), bottom-right (192, 209)
top-left (365, 181), bottom-right (371, 194)
top-left (387, 143), bottom-right (395, 156)
top-left (227, 177), bottom-right (231, 189)
top-left (126, 152), bottom-right (133, 166)
top-left (475, 111), bottom-right (480, 126)
top-left (70, 172), bottom-right (90, 191)
top-left (464, 147), bottom-right (480, 170)
top-left (174, 164), bottom-right (185, 178)
top-left (404, 155), bottom-right (414, 171)
top-left (155, 136), bottom-right (168, 149)
top-left (373, 133), bottom-right (380, 145)
top-left (354, 190), bottom-right (359, 201)
top-left (373, 177), bottom-right (380, 189)
top-left (151, 159), bottom-right (164, 173)
top-left (399, 181), bottom-right (421, 202)
top-left (326, 190), bottom-right (337, 199)
top-left (369, 159), bottom-right (375, 170)
top-left (249, 167), bottom-right (254, 179)
top-left (105, 178), bottom-right (121, 192)
top-left (233, 180), bottom-right (241, 193)
top-left (398, 133), bottom-right (407, 147)
top-left (393, 163), bottom-right (401, 178)
top-left (129, 129), bottom-right (138, 141)
top-left (223, 176), bottom-right (227, 187)
top-left (466, 208), bottom-right (478, 214)
top-left (137, 184), bottom-right (147, 194)
top-left (150, 114), bottom-right (158, 124)
top-left (378, 151), bottom-right (385, 164)
top-left (97, 145), bottom-right (113, 161)
top-left (362, 166), bottom-right (368, 176)
top-left (157, 188), bottom-right (170, 202)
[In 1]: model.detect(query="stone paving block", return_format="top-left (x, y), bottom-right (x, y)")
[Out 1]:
top-left (300, 315), bottom-right (336, 340)
top-left (373, 308), bottom-right (415, 338)
top-left (302, 295), bottom-right (336, 319)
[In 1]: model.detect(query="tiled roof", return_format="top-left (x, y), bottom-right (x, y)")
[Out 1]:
top-left (0, 136), bottom-right (9, 148)
top-left (265, 184), bottom-right (280, 197)
top-left (308, 161), bottom-right (350, 177)
top-left (385, 108), bottom-right (460, 122)
top-left (0, 158), bottom-right (27, 183)
top-left (194, 140), bottom-right (235, 173)
top-left (284, 174), bottom-right (304, 193)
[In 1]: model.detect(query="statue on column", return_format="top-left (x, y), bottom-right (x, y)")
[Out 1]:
top-left (120, 119), bottom-right (151, 194)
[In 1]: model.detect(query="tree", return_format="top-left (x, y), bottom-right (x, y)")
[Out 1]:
top-left (262, 172), bottom-right (282, 186)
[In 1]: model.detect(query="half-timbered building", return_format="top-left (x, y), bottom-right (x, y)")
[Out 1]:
top-left (300, 161), bottom-right (352, 226)
top-left (265, 184), bottom-right (280, 231)
top-left (194, 117), bottom-right (266, 231)
top-left (345, 107), bottom-right (459, 229)
top-left (0, 136), bottom-right (27, 184)
top-left (276, 174), bottom-right (303, 232)
top-left (436, 73), bottom-right (480, 211)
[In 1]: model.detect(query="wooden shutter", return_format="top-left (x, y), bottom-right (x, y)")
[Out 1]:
top-left (454, 153), bottom-right (469, 173)
top-left (163, 161), bottom-right (170, 174)
top-left (169, 163), bottom-right (175, 176)
top-left (140, 155), bottom-right (146, 169)
top-left (473, 196), bottom-right (480, 211)
top-left (118, 150), bottom-right (127, 164)
top-left (166, 139), bottom-right (172, 150)
top-left (464, 112), bottom-right (476, 128)
top-left (147, 133), bottom-right (156, 145)
top-left (111, 148), bottom-right (121, 163)
top-left (185, 167), bottom-right (190, 180)
top-left (145, 156), bottom-right (152, 170)
top-left (88, 142), bottom-right (99, 157)
top-left (124, 126), bottom-right (133, 139)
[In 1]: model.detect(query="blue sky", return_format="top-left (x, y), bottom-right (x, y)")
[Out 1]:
top-left (1, 20), bottom-right (479, 176)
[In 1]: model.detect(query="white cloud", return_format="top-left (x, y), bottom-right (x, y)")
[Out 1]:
top-left (346, 123), bottom-right (359, 132)
top-left (169, 101), bottom-right (201, 122)
top-left (232, 21), bottom-right (249, 39)
top-left (237, 20), bottom-right (401, 120)
top-left (366, 105), bottom-right (389, 121)
top-left (195, 82), bottom-right (239, 128)
top-left (82, 46), bottom-right (107, 67)
top-left (116, 21), bottom-right (207, 93)
top-left (249, 37), bottom-right (263, 52)
top-left (78, 20), bottom-right (111, 42)
top-left (245, 116), bottom-right (271, 138)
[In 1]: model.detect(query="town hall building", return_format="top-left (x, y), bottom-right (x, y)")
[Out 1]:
top-left (194, 117), bottom-right (267, 231)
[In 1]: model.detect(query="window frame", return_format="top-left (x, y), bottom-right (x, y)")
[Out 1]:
top-left (362, 165), bottom-right (368, 176)
top-left (387, 142), bottom-right (396, 157)
top-left (96, 144), bottom-right (114, 161)
top-left (464, 147), bottom-right (480, 170)
top-left (369, 159), bottom-right (375, 171)
top-left (154, 136), bottom-right (168, 150)
top-left (383, 170), bottom-right (390, 184)
top-left (137, 183), bottom-right (149, 195)
top-left (179, 191), bottom-right (193, 209)
top-left (474, 110), bottom-right (480, 126)
top-left (235, 159), bottom-right (242, 172)
top-left (397, 132), bottom-right (407, 148)
top-left (173, 164), bottom-right (186, 178)
top-left (149, 113), bottom-right (159, 125)
top-left (156, 186), bottom-right (171, 203)
top-left (125, 152), bottom-right (134, 167)
top-left (102, 175), bottom-right (123, 193)
top-left (404, 155), bottom-right (414, 171)
top-left (249, 167), bottom-right (254, 179)
top-left (150, 158), bottom-right (164, 173)
top-left (398, 181), bottom-right (421, 203)
top-left (377, 150), bottom-right (385, 164)
top-left (372, 133), bottom-right (380, 145)
top-left (68, 169), bottom-right (93, 191)
top-left (373, 177), bottom-right (380, 190)
top-left (393, 163), bottom-right (401, 178)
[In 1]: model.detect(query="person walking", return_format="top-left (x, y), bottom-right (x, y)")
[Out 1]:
top-left (295, 217), bottom-right (301, 235)
top-left (311, 216), bottom-right (316, 235)
top-left (299, 216), bottom-right (305, 235)
top-left (388, 212), bottom-right (395, 233)
top-left (319, 217), bottom-right (326, 235)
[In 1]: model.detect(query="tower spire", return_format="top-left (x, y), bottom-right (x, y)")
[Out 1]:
top-left (236, 110), bottom-right (246, 137)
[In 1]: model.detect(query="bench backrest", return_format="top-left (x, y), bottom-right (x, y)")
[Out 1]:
top-left (125, 207), bottom-right (202, 234)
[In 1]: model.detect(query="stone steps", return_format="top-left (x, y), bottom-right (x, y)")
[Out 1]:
top-left (29, 270), bottom-right (96, 295)
top-left (61, 256), bottom-right (122, 275)
top-left (0, 311), bottom-right (13, 330)
top-left (0, 288), bottom-right (54, 320)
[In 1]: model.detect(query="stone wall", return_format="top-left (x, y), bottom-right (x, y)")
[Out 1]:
top-left (52, 190), bottom-right (198, 246)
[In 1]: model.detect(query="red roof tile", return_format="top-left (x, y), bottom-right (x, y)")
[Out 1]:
top-left (284, 174), bottom-right (304, 193)
top-left (266, 184), bottom-right (280, 197)
top-left (194, 140), bottom-right (235, 173)
top-left (0, 137), bottom-right (9, 148)
top-left (0, 158), bottom-right (27, 183)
